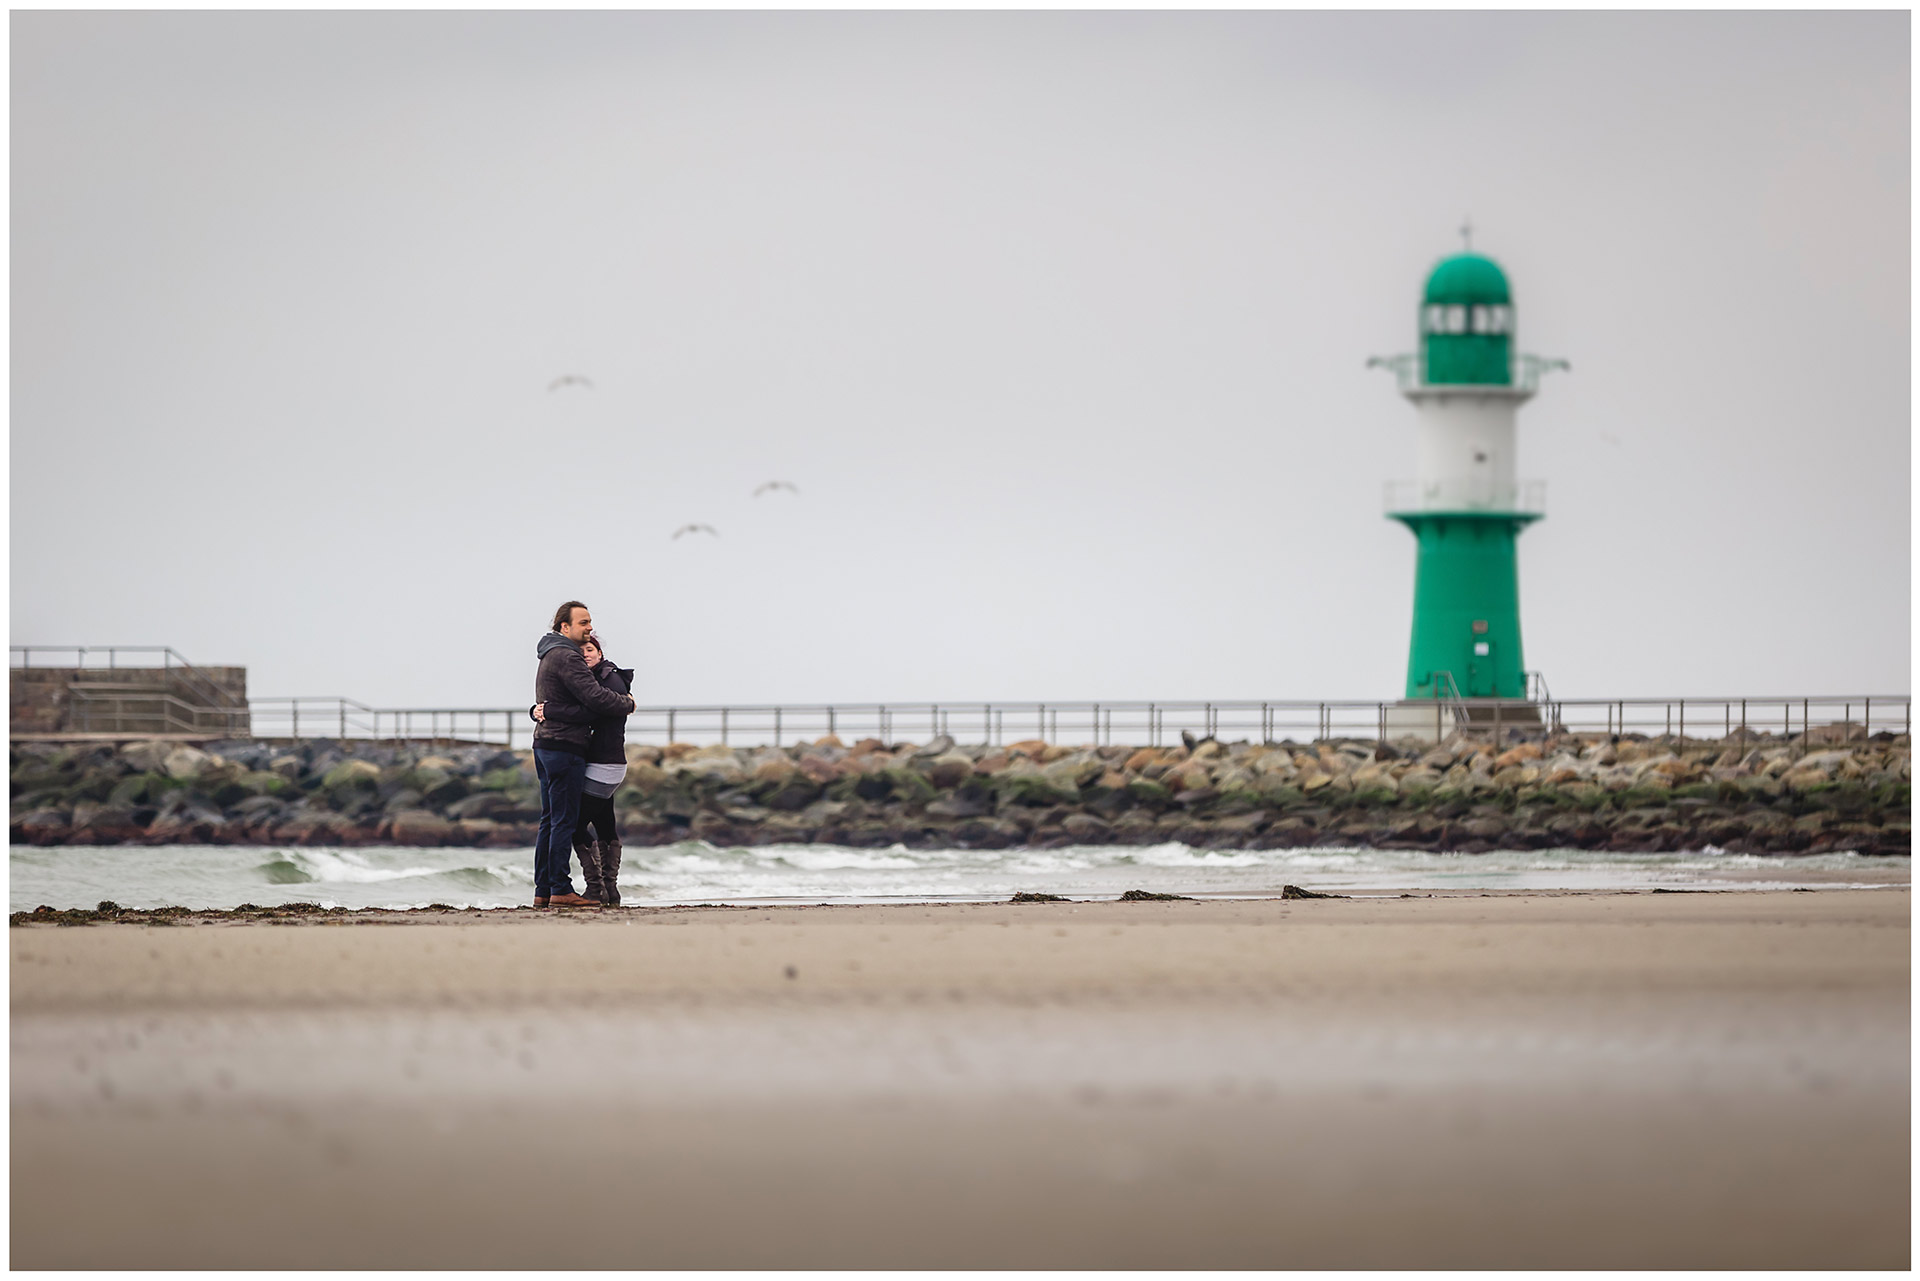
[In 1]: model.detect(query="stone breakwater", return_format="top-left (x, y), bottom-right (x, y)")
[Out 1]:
top-left (8, 731), bottom-right (1910, 857)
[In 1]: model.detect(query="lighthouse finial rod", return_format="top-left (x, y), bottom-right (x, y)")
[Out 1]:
top-left (1459, 216), bottom-right (1474, 252)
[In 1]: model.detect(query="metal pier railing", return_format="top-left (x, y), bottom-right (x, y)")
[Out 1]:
top-left (9, 650), bottom-right (1909, 748)
top-left (608, 696), bottom-right (1908, 750)
top-left (245, 698), bottom-right (526, 748)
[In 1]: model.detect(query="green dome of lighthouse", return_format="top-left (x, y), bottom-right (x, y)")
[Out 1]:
top-left (1423, 253), bottom-right (1511, 306)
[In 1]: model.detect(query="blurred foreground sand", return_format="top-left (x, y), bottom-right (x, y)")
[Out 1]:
top-left (11, 891), bottom-right (1909, 1267)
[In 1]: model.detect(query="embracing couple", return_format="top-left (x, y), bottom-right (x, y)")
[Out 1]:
top-left (530, 600), bottom-right (638, 908)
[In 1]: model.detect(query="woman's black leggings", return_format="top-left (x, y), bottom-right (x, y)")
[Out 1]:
top-left (577, 793), bottom-right (620, 846)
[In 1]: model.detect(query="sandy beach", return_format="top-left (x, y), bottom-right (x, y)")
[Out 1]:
top-left (11, 890), bottom-right (1908, 1268)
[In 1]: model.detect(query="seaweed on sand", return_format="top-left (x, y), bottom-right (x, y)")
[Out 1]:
top-left (9, 901), bottom-right (351, 927)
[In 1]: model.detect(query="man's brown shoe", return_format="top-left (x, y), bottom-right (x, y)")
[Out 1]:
top-left (533, 897), bottom-right (550, 908)
top-left (546, 892), bottom-right (600, 908)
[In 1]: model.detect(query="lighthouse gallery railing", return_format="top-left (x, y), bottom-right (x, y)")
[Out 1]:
top-left (1366, 351), bottom-right (1570, 394)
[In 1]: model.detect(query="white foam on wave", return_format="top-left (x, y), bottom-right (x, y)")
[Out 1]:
top-left (647, 852), bottom-right (738, 874)
top-left (1267, 848), bottom-right (1368, 867)
top-left (1002, 851), bottom-right (1099, 874)
top-left (1135, 846), bottom-right (1267, 869)
top-left (285, 849), bottom-right (441, 884)
top-left (770, 846), bottom-right (924, 872)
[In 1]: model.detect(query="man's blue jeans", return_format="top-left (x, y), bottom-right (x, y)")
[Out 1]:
top-left (533, 748), bottom-right (587, 898)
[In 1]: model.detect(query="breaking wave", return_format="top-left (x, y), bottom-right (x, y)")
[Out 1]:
top-left (9, 839), bottom-right (1907, 913)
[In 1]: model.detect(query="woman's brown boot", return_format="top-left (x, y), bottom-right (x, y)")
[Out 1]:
top-left (573, 835), bottom-right (606, 903)
top-left (600, 839), bottom-right (623, 907)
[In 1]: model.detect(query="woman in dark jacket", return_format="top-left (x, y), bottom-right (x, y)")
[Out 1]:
top-left (532, 635), bottom-right (634, 904)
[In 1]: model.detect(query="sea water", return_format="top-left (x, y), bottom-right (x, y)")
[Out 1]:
top-left (8, 841), bottom-right (1907, 912)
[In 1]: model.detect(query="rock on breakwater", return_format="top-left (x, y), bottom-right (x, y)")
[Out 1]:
top-left (7, 731), bottom-right (1910, 856)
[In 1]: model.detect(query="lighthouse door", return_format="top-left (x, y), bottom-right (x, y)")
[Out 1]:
top-left (1466, 626), bottom-right (1495, 697)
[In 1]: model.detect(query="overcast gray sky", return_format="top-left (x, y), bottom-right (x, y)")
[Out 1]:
top-left (11, 11), bottom-right (1910, 711)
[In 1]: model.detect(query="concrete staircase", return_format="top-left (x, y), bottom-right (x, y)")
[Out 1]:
top-left (1383, 698), bottom-right (1550, 745)
top-left (11, 662), bottom-right (249, 741)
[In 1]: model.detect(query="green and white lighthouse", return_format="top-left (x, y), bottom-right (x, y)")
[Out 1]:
top-left (1370, 233), bottom-right (1566, 718)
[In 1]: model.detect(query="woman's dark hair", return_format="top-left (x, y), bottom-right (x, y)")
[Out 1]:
top-left (551, 600), bottom-right (588, 632)
top-left (582, 633), bottom-right (605, 656)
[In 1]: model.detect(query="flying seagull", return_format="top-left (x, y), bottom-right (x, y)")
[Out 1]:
top-left (671, 524), bottom-right (719, 540)
top-left (547, 375), bottom-right (595, 392)
top-left (752, 481), bottom-right (801, 497)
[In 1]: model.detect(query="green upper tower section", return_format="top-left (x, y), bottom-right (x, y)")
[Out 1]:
top-left (1420, 253), bottom-right (1512, 386)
